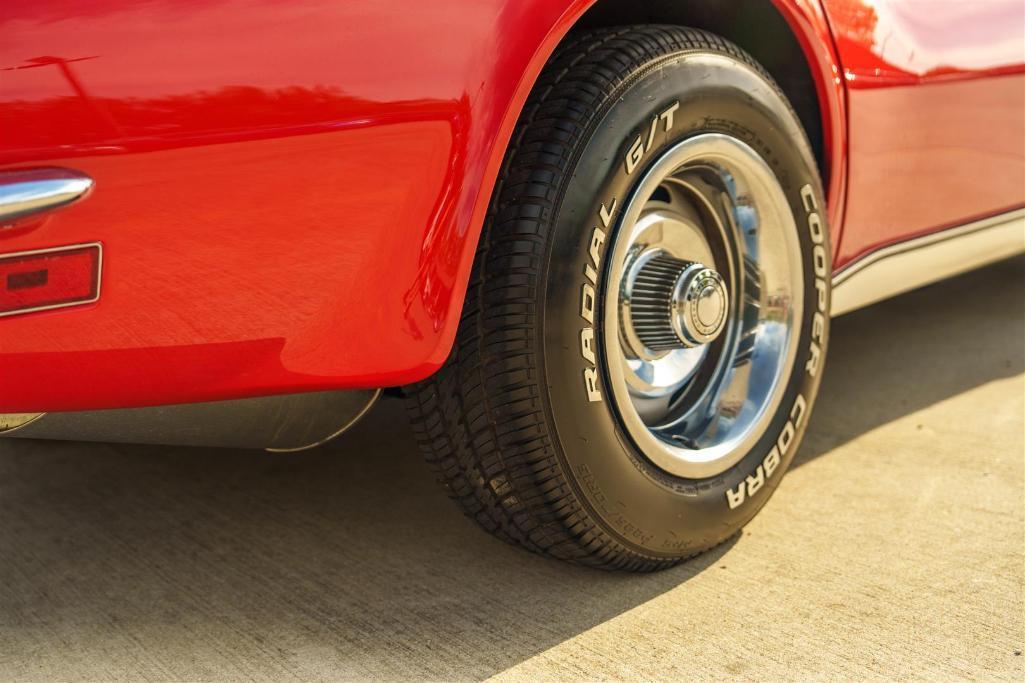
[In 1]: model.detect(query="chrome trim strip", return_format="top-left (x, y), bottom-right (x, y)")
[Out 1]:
top-left (0, 242), bottom-right (103, 318)
top-left (831, 209), bottom-right (1025, 315)
top-left (0, 167), bottom-right (94, 224)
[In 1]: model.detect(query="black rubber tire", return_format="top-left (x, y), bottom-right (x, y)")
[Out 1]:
top-left (405, 25), bottom-right (830, 571)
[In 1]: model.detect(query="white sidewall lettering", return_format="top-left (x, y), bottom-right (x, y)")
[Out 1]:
top-left (727, 183), bottom-right (826, 510)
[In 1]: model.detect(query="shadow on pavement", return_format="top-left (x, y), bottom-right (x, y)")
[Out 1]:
top-left (796, 255), bottom-right (1024, 468)
top-left (0, 398), bottom-right (734, 679)
top-left (0, 257), bottom-right (1021, 679)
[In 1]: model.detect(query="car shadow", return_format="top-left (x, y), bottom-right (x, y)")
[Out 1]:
top-left (0, 256), bottom-right (1021, 680)
top-left (794, 255), bottom-right (1024, 468)
top-left (0, 396), bottom-right (735, 680)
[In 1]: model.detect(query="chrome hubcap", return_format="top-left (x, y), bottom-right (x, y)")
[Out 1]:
top-left (604, 133), bottom-right (804, 479)
top-left (625, 254), bottom-right (729, 352)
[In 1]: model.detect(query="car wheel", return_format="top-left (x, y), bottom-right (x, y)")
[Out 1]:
top-left (405, 25), bottom-right (831, 570)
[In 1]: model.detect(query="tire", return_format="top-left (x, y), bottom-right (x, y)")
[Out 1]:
top-left (405, 25), bottom-right (831, 571)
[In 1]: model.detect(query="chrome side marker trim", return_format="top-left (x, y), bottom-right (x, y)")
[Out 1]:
top-left (832, 208), bottom-right (1025, 316)
top-left (0, 242), bottom-right (103, 318)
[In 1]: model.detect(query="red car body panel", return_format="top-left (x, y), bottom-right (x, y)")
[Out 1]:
top-left (0, 0), bottom-right (598, 411)
top-left (0, 0), bottom-right (1020, 413)
top-left (822, 0), bottom-right (1025, 267)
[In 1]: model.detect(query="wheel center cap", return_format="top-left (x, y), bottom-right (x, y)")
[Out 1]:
top-left (625, 253), bottom-right (729, 352)
top-left (696, 286), bottom-right (723, 326)
top-left (676, 265), bottom-right (729, 344)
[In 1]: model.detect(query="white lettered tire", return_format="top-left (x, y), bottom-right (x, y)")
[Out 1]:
top-left (406, 25), bottom-right (830, 570)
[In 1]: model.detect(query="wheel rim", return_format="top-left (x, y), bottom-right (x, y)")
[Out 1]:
top-left (602, 133), bottom-right (804, 479)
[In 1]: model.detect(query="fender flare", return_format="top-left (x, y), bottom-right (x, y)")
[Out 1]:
top-left (423, 0), bottom-right (847, 374)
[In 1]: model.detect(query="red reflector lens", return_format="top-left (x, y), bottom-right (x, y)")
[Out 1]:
top-left (0, 243), bottom-right (101, 317)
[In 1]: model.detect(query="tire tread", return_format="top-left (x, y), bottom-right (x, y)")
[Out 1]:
top-left (406, 26), bottom-right (781, 571)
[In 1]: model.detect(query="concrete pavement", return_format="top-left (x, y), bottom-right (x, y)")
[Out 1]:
top-left (1, 257), bottom-right (1022, 681)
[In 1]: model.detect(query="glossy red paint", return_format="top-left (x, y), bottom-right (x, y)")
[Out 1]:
top-left (821, 0), bottom-right (1025, 268)
top-left (0, 0), bottom-right (589, 411)
top-left (0, 0), bottom-right (973, 413)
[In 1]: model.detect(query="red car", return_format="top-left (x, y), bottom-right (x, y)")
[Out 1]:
top-left (1, 0), bottom-right (1022, 570)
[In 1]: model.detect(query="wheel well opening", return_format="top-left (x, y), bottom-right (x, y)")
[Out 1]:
top-left (574, 0), bottom-right (827, 185)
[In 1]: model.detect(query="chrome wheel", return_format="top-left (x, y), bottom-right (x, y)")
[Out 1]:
top-left (603, 133), bottom-right (804, 479)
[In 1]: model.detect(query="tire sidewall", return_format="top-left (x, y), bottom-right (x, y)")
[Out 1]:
top-left (542, 51), bottom-right (831, 557)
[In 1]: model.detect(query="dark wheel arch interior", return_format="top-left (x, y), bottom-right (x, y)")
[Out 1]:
top-left (575, 0), bottom-right (828, 186)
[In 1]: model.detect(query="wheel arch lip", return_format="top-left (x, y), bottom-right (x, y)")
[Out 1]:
top-left (436, 0), bottom-right (847, 376)
top-left (419, 0), bottom-right (596, 370)
top-left (766, 0), bottom-right (849, 255)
